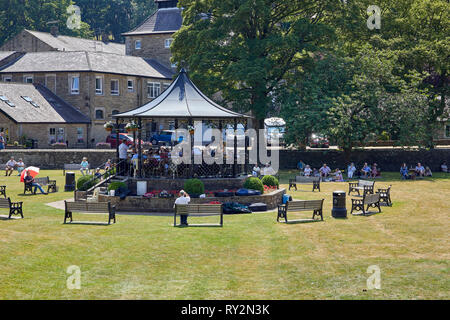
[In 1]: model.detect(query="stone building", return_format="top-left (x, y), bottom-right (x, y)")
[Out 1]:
top-left (123, 0), bottom-right (182, 70)
top-left (0, 82), bottom-right (90, 148)
top-left (0, 51), bottom-right (173, 146)
top-left (0, 29), bottom-right (125, 55)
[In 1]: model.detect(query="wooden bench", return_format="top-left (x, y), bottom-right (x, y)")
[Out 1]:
top-left (351, 193), bottom-right (381, 216)
top-left (289, 176), bottom-right (320, 192)
top-left (348, 180), bottom-right (375, 196)
top-left (174, 204), bottom-right (223, 227)
top-left (277, 199), bottom-right (324, 223)
top-left (377, 185), bottom-right (392, 206)
top-left (0, 186), bottom-right (6, 198)
top-left (0, 197), bottom-right (23, 219)
top-left (24, 176), bottom-right (57, 194)
top-left (63, 163), bottom-right (90, 175)
top-left (64, 201), bottom-right (116, 225)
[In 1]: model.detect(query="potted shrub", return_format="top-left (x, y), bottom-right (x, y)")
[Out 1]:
top-left (243, 177), bottom-right (264, 194)
top-left (76, 175), bottom-right (99, 191)
top-left (51, 142), bottom-right (67, 149)
top-left (183, 178), bottom-right (205, 198)
top-left (104, 121), bottom-right (114, 132)
top-left (125, 121), bottom-right (138, 133)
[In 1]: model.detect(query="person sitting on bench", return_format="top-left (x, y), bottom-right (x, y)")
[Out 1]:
top-left (415, 163), bottom-right (425, 177)
top-left (361, 163), bottom-right (371, 178)
top-left (319, 164), bottom-right (331, 179)
top-left (5, 157), bottom-right (16, 176)
top-left (304, 165), bottom-right (312, 177)
top-left (24, 171), bottom-right (47, 195)
top-left (16, 158), bottom-right (25, 176)
top-left (174, 190), bottom-right (190, 226)
top-left (400, 163), bottom-right (409, 179)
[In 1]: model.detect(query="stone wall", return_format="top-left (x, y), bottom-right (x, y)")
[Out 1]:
top-left (0, 149), bottom-right (116, 169)
top-left (0, 30), bottom-right (56, 52)
top-left (280, 148), bottom-right (450, 171)
top-left (97, 188), bottom-right (286, 213)
top-left (126, 34), bottom-right (175, 70)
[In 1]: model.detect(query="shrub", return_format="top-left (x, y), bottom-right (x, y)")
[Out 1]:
top-left (183, 178), bottom-right (205, 195)
top-left (261, 175), bottom-right (279, 188)
top-left (77, 175), bottom-right (99, 191)
top-left (243, 177), bottom-right (264, 193)
top-left (107, 181), bottom-right (127, 192)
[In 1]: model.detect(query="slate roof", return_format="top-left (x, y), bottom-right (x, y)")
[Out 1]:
top-left (114, 69), bottom-right (249, 119)
top-left (26, 30), bottom-right (126, 55)
top-left (122, 7), bottom-right (182, 36)
top-left (0, 82), bottom-right (90, 124)
top-left (0, 51), bottom-right (16, 62)
top-left (0, 51), bottom-right (174, 79)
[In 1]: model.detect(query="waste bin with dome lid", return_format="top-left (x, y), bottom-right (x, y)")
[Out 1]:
top-left (332, 191), bottom-right (347, 218)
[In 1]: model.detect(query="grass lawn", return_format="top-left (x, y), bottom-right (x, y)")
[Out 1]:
top-left (0, 170), bottom-right (448, 299)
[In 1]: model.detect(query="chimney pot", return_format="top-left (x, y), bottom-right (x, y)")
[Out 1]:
top-left (50, 26), bottom-right (59, 37)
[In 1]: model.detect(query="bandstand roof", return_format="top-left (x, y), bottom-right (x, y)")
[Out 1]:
top-left (114, 69), bottom-right (250, 119)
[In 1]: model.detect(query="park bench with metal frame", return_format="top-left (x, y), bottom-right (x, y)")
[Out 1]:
top-left (277, 199), bottom-right (324, 223)
top-left (376, 185), bottom-right (392, 206)
top-left (288, 176), bottom-right (320, 192)
top-left (351, 193), bottom-right (381, 216)
top-left (348, 180), bottom-right (375, 196)
top-left (63, 163), bottom-right (90, 176)
top-left (24, 176), bottom-right (57, 194)
top-left (174, 204), bottom-right (223, 227)
top-left (0, 197), bottom-right (23, 219)
top-left (64, 201), bottom-right (116, 225)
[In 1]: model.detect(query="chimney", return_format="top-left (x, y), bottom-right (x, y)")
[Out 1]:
top-left (50, 26), bottom-right (59, 37)
top-left (102, 33), bottom-right (110, 44)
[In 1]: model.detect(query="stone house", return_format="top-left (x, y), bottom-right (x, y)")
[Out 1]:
top-left (0, 82), bottom-right (90, 148)
top-left (123, 0), bottom-right (182, 70)
top-left (0, 51), bottom-right (174, 146)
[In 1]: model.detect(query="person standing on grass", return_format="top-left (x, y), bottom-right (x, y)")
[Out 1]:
top-left (5, 156), bottom-right (16, 176)
top-left (118, 139), bottom-right (130, 176)
top-left (24, 170), bottom-right (47, 195)
top-left (174, 190), bottom-right (190, 226)
top-left (80, 157), bottom-right (90, 176)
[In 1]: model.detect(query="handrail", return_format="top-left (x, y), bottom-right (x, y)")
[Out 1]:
top-left (79, 160), bottom-right (123, 191)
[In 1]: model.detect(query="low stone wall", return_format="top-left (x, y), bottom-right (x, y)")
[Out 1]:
top-left (0, 149), bottom-right (115, 169)
top-left (97, 188), bottom-right (286, 213)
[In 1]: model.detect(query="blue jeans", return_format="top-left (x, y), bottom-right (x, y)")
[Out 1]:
top-left (32, 183), bottom-right (46, 194)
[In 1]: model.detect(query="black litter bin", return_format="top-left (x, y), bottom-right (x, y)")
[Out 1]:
top-left (332, 191), bottom-right (347, 218)
top-left (65, 172), bottom-right (76, 192)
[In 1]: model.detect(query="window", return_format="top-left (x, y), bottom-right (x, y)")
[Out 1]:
top-left (70, 76), bottom-right (80, 94)
top-left (165, 38), bottom-right (174, 48)
top-left (112, 110), bottom-right (120, 116)
top-left (446, 125), bottom-right (450, 138)
top-left (110, 80), bottom-right (119, 95)
top-left (162, 83), bottom-right (170, 92)
top-left (21, 96), bottom-right (39, 108)
top-left (57, 128), bottom-right (65, 143)
top-left (49, 128), bottom-right (56, 144)
top-left (127, 80), bottom-right (134, 92)
top-left (95, 109), bottom-right (104, 120)
top-left (171, 62), bottom-right (178, 68)
top-left (95, 77), bottom-right (103, 95)
top-left (135, 40), bottom-right (141, 50)
top-left (147, 82), bottom-right (161, 98)
top-left (77, 127), bottom-right (84, 143)
top-left (24, 75), bottom-right (33, 84)
top-left (2, 75), bottom-right (12, 82)
top-left (0, 95), bottom-right (15, 107)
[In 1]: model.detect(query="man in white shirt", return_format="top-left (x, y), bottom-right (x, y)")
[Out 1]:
top-left (347, 163), bottom-right (356, 179)
top-left (415, 162), bottom-right (425, 177)
top-left (118, 139), bottom-right (130, 176)
top-left (174, 190), bottom-right (191, 226)
top-left (5, 157), bottom-right (16, 176)
top-left (319, 164), bottom-right (331, 178)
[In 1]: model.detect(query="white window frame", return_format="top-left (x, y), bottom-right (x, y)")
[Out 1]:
top-left (147, 82), bottom-right (161, 99)
top-left (69, 74), bottom-right (80, 95)
top-left (164, 38), bottom-right (174, 48)
top-left (95, 76), bottom-right (103, 95)
top-left (49, 127), bottom-right (56, 145)
top-left (127, 79), bottom-right (134, 92)
top-left (162, 83), bottom-right (170, 92)
top-left (135, 40), bottom-right (142, 50)
top-left (76, 127), bottom-right (84, 144)
top-left (24, 75), bottom-right (33, 84)
top-left (445, 124), bottom-right (450, 138)
top-left (56, 127), bottom-right (65, 143)
top-left (110, 79), bottom-right (119, 96)
top-left (2, 75), bottom-right (12, 82)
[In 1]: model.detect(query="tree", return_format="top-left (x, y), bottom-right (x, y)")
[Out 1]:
top-left (172, 0), bottom-right (336, 129)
